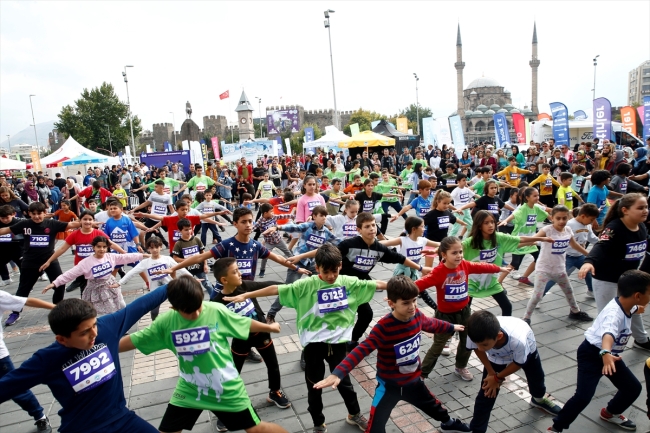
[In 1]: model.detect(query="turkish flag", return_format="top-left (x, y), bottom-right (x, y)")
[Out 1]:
top-left (219, 90), bottom-right (229, 100)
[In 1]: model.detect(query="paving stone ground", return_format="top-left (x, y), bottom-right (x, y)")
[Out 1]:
top-left (2, 216), bottom-right (650, 433)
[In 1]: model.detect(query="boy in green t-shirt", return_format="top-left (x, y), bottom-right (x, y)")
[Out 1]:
top-left (119, 276), bottom-right (286, 433)
top-left (556, 172), bottom-right (584, 210)
top-left (223, 243), bottom-right (388, 433)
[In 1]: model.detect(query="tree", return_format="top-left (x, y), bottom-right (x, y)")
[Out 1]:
top-left (342, 108), bottom-right (387, 135)
top-left (54, 82), bottom-right (142, 153)
top-left (280, 123), bottom-right (323, 155)
top-left (253, 122), bottom-right (268, 139)
top-left (223, 128), bottom-right (239, 144)
top-left (398, 104), bottom-right (433, 135)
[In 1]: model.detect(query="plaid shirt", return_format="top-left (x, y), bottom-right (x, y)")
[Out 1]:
top-left (253, 214), bottom-right (290, 244)
top-left (281, 222), bottom-right (340, 266)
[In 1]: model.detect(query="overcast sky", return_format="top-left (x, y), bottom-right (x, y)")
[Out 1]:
top-left (1, 1), bottom-right (649, 146)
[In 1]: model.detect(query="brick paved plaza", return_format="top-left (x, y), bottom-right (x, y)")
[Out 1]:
top-left (2, 220), bottom-right (650, 433)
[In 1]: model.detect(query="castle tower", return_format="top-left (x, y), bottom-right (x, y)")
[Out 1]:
top-left (235, 89), bottom-right (255, 141)
top-left (529, 22), bottom-right (540, 114)
top-left (454, 24), bottom-right (465, 116)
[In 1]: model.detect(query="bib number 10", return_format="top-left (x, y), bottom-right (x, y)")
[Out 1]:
top-left (174, 329), bottom-right (206, 345)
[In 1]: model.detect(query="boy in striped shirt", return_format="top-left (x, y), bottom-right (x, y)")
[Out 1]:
top-left (314, 275), bottom-right (470, 433)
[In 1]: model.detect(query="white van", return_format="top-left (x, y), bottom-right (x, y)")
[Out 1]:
top-left (531, 119), bottom-right (643, 149)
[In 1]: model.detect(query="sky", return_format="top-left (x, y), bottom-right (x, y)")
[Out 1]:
top-left (1, 1), bottom-right (649, 150)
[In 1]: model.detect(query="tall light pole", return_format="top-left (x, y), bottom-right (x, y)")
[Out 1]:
top-left (122, 65), bottom-right (136, 160)
top-left (106, 124), bottom-right (113, 155)
top-left (324, 9), bottom-right (339, 129)
top-left (29, 95), bottom-right (39, 156)
top-left (592, 55), bottom-right (600, 101)
top-left (255, 97), bottom-right (263, 138)
top-left (169, 112), bottom-right (177, 149)
top-left (6, 135), bottom-right (10, 149)
top-left (413, 73), bottom-right (420, 135)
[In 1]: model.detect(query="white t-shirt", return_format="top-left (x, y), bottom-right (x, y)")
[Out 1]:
top-left (429, 156), bottom-right (441, 170)
top-left (397, 236), bottom-right (427, 265)
top-left (171, 208), bottom-right (201, 217)
top-left (466, 316), bottom-right (537, 365)
top-left (536, 225), bottom-right (574, 274)
top-left (326, 214), bottom-right (381, 239)
top-left (95, 211), bottom-right (110, 232)
top-left (0, 291), bottom-right (27, 359)
top-left (584, 298), bottom-right (633, 354)
top-left (565, 218), bottom-right (599, 257)
top-left (119, 256), bottom-right (191, 286)
top-left (149, 191), bottom-right (173, 216)
top-left (451, 186), bottom-right (473, 207)
top-left (195, 200), bottom-right (228, 224)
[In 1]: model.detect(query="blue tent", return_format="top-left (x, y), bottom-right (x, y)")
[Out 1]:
top-left (61, 153), bottom-right (108, 166)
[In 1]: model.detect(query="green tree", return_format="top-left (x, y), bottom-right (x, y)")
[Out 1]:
top-left (54, 82), bottom-right (142, 153)
top-left (253, 122), bottom-right (268, 139)
top-left (398, 104), bottom-right (432, 135)
top-left (280, 123), bottom-right (323, 155)
top-left (342, 108), bottom-right (387, 135)
top-left (223, 128), bottom-right (239, 144)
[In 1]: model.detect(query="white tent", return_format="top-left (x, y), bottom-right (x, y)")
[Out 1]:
top-left (0, 157), bottom-right (26, 171)
top-left (303, 126), bottom-right (350, 149)
top-left (30, 136), bottom-right (120, 177)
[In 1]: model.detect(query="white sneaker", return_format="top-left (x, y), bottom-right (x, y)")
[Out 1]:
top-left (442, 343), bottom-right (451, 356)
top-left (0, 278), bottom-right (11, 286)
top-left (510, 272), bottom-right (522, 280)
top-left (40, 275), bottom-right (48, 281)
top-left (535, 302), bottom-right (541, 309)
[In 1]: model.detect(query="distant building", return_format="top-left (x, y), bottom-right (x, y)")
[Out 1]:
top-left (627, 60), bottom-right (650, 105)
top-left (10, 143), bottom-right (38, 163)
top-left (48, 129), bottom-right (67, 152)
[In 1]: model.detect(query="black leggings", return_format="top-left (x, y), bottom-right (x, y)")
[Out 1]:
top-left (352, 302), bottom-right (373, 342)
top-left (0, 247), bottom-right (23, 282)
top-left (510, 250), bottom-right (540, 271)
top-left (14, 262), bottom-right (65, 311)
top-left (468, 291), bottom-right (512, 316)
top-left (231, 331), bottom-right (281, 391)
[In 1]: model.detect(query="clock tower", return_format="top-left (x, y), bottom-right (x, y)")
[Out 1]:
top-left (235, 89), bottom-right (255, 141)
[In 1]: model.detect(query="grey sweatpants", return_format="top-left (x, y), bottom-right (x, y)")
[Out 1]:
top-left (593, 278), bottom-right (648, 343)
top-left (259, 239), bottom-right (292, 272)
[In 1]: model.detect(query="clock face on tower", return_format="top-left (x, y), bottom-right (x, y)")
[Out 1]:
top-left (240, 118), bottom-right (247, 124)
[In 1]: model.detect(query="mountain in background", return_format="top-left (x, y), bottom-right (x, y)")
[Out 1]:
top-left (1, 120), bottom-right (57, 151)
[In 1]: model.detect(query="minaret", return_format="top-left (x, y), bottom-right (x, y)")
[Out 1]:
top-left (454, 24), bottom-right (465, 117)
top-left (529, 22), bottom-right (540, 114)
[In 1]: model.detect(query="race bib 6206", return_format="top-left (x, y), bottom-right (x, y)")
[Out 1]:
top-left (551, 239), bottom-right (570, 255)
top-left (437, 216), bottom-right (450, 229)
top-left (171, 326), bottom-right (210, 355)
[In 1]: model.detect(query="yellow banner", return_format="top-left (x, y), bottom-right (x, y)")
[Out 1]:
top-left (396, 118), bottom-right (408, 134)
top-left (30, 151), bottom-right (42, 172)
top-left (620, 106), bottom-right (637, 136)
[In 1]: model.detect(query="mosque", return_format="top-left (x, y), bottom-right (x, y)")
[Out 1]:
top-left (453, 23), bottom-right (540, 144)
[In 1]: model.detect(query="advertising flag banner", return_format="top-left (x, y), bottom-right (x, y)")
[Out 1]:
top-left (448, 115), bottom-right (465, 148)
top-left (201, 143), bottom-right (209, 163)
top-left (370, 120), bottom-right (380, 129)
top-left (638, 106), bottom-right (645, 126)
top-left (435, 119), bottom-right (453, 148)
top-left (267, 108), bottom-right (300, 134)
top-left (644, 96), bottom-right (650, 142)
top-left (164, 141), bottom-right (172, 152)
top-left (493, 113), bottom-right (510, 148)
top-left (620, 106), bottom-right (637, 136)
top-left (537, 113), bottom-right (551, 121)
top-left (511, 113), bottom-right (526, 144)
top-left (30, 151), bottom-right (42, 171)
top-left (573, 110), bottom-right (588, 120)
top-left (422, 117), bottom-right (435, 146)
top-left (396, 118), bottom-right (408, 134)
top-left (525, 118), bottom-right (531, 143)
top-left (550, 102), bottom-right (570, 146)
top-left (304, 127), bottom-right (314, 142)
top-left (211, 137), bottom-right (220, 160)
top-left (219, 90), bottom-right (229, 100)
top-left (284, 138), bottom-right (292, 157)
top-left (593, 97), bottom-right (612, 143)
top-left (349, 123), bottom-right (360, 137)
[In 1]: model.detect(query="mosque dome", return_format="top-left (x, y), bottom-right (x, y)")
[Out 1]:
top-left (497, 108), bottom-right (508, 113)
top-left (475, 104), bottom-right (488, 112)
top-left (503, 104), bottom-right (515, 110)
top-left (464, 110), bottom-right (474, 116)
top-left (510, 109), bottom-right (521, 114)
top-left (466, 77), bottom-right (500, 89)
top-left (485, 109), bottom-right (496, 115)
top-left (490, 104), bottom-right (501, 111)
top-left (470, 90), bottom-right (478, 95)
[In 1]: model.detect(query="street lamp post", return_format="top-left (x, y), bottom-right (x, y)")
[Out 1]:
top-left (592, 55), bottom-right (600, 101)
top-left (413, 73), bottom-right (420, 135)
top-left (255, 97), bottom-right (262, 138)
top-left (324, 10), bottom-right (339, 129)
top-left (6, 135), bottom-right (10, 148)
top-left (169, 112), bottom-right (177, 149)
top-left (29, 95), bottom-right (39, 156)
top-left (106, 124), bottom-right (113, 155)
top-left (122, 65), bottom-right (136, 161)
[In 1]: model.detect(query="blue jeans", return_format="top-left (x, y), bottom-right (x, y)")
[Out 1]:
top-left (543, 254), bottom-right (592, 295)
top-left (406, 191), bottom-right (418, 206)
top-left (267, 263), bottom-right (317, 317)
top-left (194, 271), bottom-right (215, 299)
top-left (0, 355), bottom-right (44, 420)
top-left (200, 223), bottom-right (221, 245)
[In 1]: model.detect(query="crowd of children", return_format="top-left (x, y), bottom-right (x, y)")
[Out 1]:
top-left (1, 149), bottom-right (650, 433)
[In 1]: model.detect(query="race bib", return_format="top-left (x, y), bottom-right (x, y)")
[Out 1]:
top-left (551, 239), bottom-right (570, 255)
top-left (277, 204), bottom-right (291, 213)
top-left (599, 199), bottom-right (607, 208)
top-left (459, 193), bottom-right (470, 203)
top-left (575, 179), bottom-right (583, 189)
top-left (362, 200), bottom-right (374, 212)
top-left (63, 346), bottom-right (116, 393)
top-left (625, 241), bottom-right (647, 261)
top-left (437, 216), bottom-right (450, 229)
top-left (444, 282), bottom-right (468, 302)
top-left (182, 246), bottom-right (200, 257)
top-left (237, 259), bottom-right (253, 275)
top-left (406, 247), bottom-right (422, 263)
top-left (612, 333), bottom-right (631, 354)
top-left (394, 333), bottom-right (421, 366)
top-left (171, 326), bottom-right (210, 355)
top-left (565, 192), bottom-right (573, 201)
top-left (226, 299), bottom-right (255, 317)
top-left (509, 173), bottom-right (519, 180)
top-left (0, 233), bottom-right (11, 242)
top-left (77, 244), bottom-right (93, 258)
top-left (115, 193), bottom-right (124, 198)
top-left (306, 233), bottom-right (326, 249)
top-left (196, 184), bottom-right (206, 192)
top-left (526, 215), bottom-right (537, 227)
top-left (342, 223), bottom-right (357, 237)
top-left (487, 203), bottom-right (499, 214)
top-left (446, 179), bottom-right (455, 186)
top-left (307, 201), bottom-right (321, 211)
top-left (545, 179), bottom-right (552, 187)
top-left (479, 248), bottom-right (497, 263)
top-left (110, 232), bottom-right (127, 243)
top-left (317, 286), bottom-right (349, 313)
top-left (163, 186), bottom-right (171, 195)
top-left (172, 230), bottom-right (181, 242)
top-left (620, 181), bottom-right (628, 194)
top-left (91, 261), bottom-right (113, 278)
top-left (152, 204), bottom-right (167, 216)
top-left (29, 234), bottom-right (49, 247)
top-left (147, 264), bottom-right (167, 281)
top-left (263, 184), bottom-right (272, 191)
top-left (418, 205), bottom-right (430, 217)
top-left (352, 255), bottom-right (376, 272)
top-left (202, 207), bottom-right (214, 214)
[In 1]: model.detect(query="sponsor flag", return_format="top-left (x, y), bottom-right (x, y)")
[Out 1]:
top-left (638, 105), bottom-right (645, 126)
top-left (550, 102), bottom-right (570, 146)
top-left (211, 137), bottom-right (220, 160)
top-left (30, 151), bottom-right (42, 171)
top-left (644, 96), bottom-right (650, 142)
top-left (201, 143), bottom-right (209, 163)
top-left (422, 117), bottom-right (435, 146)
top-left (350, 123), bottom-right (360, 137)
top-left (164, 141), bottom-right (172, 152)
top-left (493, 113), bottom-right (510, 148)
top-left (284, 138), bottom-right (292, 157)
top-left (511, 113), bottom-right (526, 144)
top-left (593, 97), bottom-right (612, 143)
top-left (573, 110), bottom-right (588, 120)
top-left (448, 115), bottom-right (465, 148)
top-left (396, 118), bottom-right (408, 134)
top-left (620, 106), bottom-right (637, 136)
top-left (537, 113), bottom-right (551, 121)
top-left (525, 118), bottom-right (531, 143)
top-left (219, 90), bottom-right (229, 100)
top-left (304, 127), bottom-right (314, 142)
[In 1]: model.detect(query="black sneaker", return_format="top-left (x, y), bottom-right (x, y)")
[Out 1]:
top-left (529, 396), bottom-right (561, 416)
top-left (568, 311), bottom-right (593, 322)
top-left (66, 281), bottom-right (80, 292)
top-left (440, 417), bottom-right (471, 432)
top-left (346, 341), bottom-right (359, 353)
top-left (267, 390), bottom-right (291, 408)
top-left (523, 318), bottom-right (531, 326)
top-left (633, 339), bottom-right (650, 351)
top-left (215, 418), bottom-right (228, 432)
top-left (246, 349), bottom-right (262, 363)
top-left (35, 417), bottom-right (52, 433)
top-left (300, 351), bottom-right (306, 370)
top-left (259, 270), bottom-right (265, 278)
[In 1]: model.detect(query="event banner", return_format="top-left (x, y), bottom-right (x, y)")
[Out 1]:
top-left (422, 117), bottom-right (435, 146)
top-left (435, 118), bottom-right (453, 150)
top-left (593, 97), bottom-right (612, 143)
top-left (211, 137), bottom-right (220, 160)
top-left (525, 118), bottom-right (531, 143)
top-left (267, 108), bottom-right (300, 134)
top-left (493, 113), bottom-right (510, 148)
top-left (511, 113), bottom-right (526, 144)
top-left (349, 123), bottom-right (360, 137)
top-left (638, 105), bottom-right (645, 126)
top-left (164, 141), bottom-right (173, 152)
top-left (30, 151), bottom-right (42, 171)
top-left (620, 106), bottom-right (637, 136)
top-left (220, 140), bottom-right (277, 162)
top-left (396, 118), bottom-right (408, 134)
top-left (573, 110), bottom-right (588, 120)
top-left (304, 127), bottom-right (314, 142)
top-left (448, 115), bottom-right (465, 148)
top-left (201, 143), bottom-right (209, 164)
top-left (284, 138), bottom-right (292, 157)
top-left (549, 102), bottom-right (570, 146)
top-left (538, 113), bottom-right (551, 121)
top-left (644, 96), bottom-right (650, 142)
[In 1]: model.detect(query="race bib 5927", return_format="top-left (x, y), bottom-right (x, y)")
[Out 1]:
top-left (171, 326), bottom-right (210, 355)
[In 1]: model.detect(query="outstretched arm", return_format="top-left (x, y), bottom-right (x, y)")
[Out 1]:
top-left (222, 285), bottom-right (280, 303)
